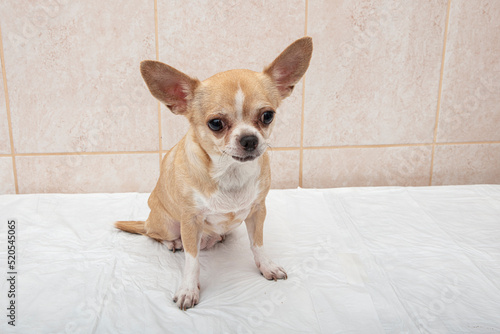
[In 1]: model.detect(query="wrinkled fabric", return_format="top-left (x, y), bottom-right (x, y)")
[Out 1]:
top-left (0, 185), bottom-right (499, 333)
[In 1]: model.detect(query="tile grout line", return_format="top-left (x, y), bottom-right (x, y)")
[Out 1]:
top-left (154, 0), bottom-right (163, 169)
top-left (299, 0), bottom-right (309, 188)
top-left (429, 0), bottom-right (452, 186)
top-left (4, 140), bottom-right (498, 158)
top-left (0, 25), bottom-right (19, 194)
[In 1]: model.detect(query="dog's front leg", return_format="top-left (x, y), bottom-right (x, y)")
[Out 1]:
top-left (173, 215), bottom-right (202, 310)
top-left (245, 202), bottom-right (287, 281)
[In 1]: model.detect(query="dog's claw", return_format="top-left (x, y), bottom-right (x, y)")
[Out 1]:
top-left (165, 238), bottom-right (183, 253)
top-left (258, 261), bottom-right (287, 281)
top-left (174, 284), bottom-right (200, 310)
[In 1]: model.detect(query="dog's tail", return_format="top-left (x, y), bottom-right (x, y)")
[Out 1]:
top-left (115, 221), bottom-right (146, 235)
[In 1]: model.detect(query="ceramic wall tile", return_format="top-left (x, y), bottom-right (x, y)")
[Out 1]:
top-left (303, 146), bottom-right (432, 188)
top-left (304, 0), bottom-right (447, 147)
top-left (432, 144), bottom-right (500, 185)
top-left (0, 157), bottom-right (15, 194)
top-left (269, 150), bottom-right (300, 189)
top-left (437, 0), bottom-right (500, 142)
top-left (0, 1), bottom-right (158, 153)
top-left (0, 1), bottom-right (498, 192)
top-left (16, 153), bottom-right (159, 194)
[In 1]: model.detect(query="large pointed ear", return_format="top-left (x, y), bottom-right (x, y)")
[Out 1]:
top-left (140, 60), bottom-right (200, 115)
top-left (264, 37), bottom-right (313, 99)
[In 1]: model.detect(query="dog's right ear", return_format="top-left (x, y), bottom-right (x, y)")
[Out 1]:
top-left (140, 60), bottom-right (200, 115)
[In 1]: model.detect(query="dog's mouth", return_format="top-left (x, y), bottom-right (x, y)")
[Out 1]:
top-left (232, 155), bottom-right (257, 162)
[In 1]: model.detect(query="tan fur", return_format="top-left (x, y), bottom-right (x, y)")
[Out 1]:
top-left (115, 37), bottom-right (313, 310)
top-left (115, 220), bottom-right (146, 235)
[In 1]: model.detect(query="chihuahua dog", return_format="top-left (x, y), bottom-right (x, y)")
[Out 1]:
top-left (116, 37), bottom-right (312, 310)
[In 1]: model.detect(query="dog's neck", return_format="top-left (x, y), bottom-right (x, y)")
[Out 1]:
top-left (211, 155), bottom-right (261, 191)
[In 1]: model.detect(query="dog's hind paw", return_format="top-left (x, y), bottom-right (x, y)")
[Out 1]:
top-left (200, 234), bottom-right (225, 250)
top-left (165, 238), bottom-right (183, 252)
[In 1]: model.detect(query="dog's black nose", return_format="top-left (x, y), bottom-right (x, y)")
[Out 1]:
top-left (240, 135), bottom-right (258, 151)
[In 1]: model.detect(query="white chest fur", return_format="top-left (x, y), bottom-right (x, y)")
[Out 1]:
top-left (194, 158), bottom-right (261, 234)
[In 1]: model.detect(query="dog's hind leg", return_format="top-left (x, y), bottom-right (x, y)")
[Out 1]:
top-left (144, 207), bottom-right (182, 248)
top-left (143, 191), bottom-right (182, 249)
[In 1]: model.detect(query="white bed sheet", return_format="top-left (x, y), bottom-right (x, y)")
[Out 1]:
top-left (1, 185), bottom-right (500, 333)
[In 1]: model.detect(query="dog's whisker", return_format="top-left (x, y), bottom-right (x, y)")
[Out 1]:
top-left (219, 150), bottom-right (230, 164)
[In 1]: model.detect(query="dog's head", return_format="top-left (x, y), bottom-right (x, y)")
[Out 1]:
top-left (140, 37), bottom-right (312, 163)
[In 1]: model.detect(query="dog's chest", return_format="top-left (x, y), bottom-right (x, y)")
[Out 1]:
top-left (195, 161), bottom-right (261, 233)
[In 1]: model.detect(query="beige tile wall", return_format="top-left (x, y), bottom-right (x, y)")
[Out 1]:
top-left (0, 0), bottom-right (498, 194)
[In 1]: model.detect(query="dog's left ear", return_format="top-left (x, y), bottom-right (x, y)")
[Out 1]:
top-left (264, 37), bottom-right (313, 99)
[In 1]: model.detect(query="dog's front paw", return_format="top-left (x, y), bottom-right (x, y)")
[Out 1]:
top-left (257, 259), bottom-right (287, 281)
top-left (173, 284), bottom-right (200, 310)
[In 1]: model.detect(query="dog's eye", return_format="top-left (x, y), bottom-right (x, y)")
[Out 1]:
top-left (261, 111), bottom-right (275, 125)
top-left (208, 119), bottom-right (224, 131)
